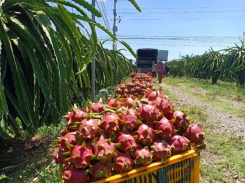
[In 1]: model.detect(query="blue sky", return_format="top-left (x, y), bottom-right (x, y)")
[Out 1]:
top-left (84, 0), bottom-right (245, 61)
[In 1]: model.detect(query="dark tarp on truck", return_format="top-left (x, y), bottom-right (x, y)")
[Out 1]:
top-left (136, 48), bottom-right (158, 73)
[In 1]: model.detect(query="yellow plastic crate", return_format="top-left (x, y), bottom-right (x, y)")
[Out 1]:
top-left (93, 143), bottom-right (205, 183)
top-left (60, 143), bottom-right (205, 183)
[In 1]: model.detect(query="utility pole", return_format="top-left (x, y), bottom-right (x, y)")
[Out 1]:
top-left (112, 0), bottom-right (117, 50)
top-left (242, 31), bottom-right (245, 43)
top-left (91, 0), bottom-right (95, 101)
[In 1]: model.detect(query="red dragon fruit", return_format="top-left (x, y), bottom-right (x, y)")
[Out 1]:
top-left (142, 89), bottom-right (167, 101)
top-left (170, 110), bottom-right (190, 130)
top-left (107, 97), bottom-right (123, 109)
top-left (184, 123), bottom-right (205, 143)
top-left (53, 148), bottom-right (70, 166)
top-left (57, 132), bottom-right (77, 152)
top-left (151, 97), bottom-right (173, 117)
top-left (62, 167), bottom-right (89, 183)
top-left (133, 146), bottom-right (153, 165)
top-left (171, 134), bottom-right (190, 155)
top-left (155, 117), bottom-right (174, 139)
top-left (134, 124), bottom-right (155, 146)
top-left (77, 118), bottom-right (101, 141)
top-left (91, 162), bottom-right (112, 180)
top-left (136, 103), bottom-right (161, 122)
top-left (120, 96), bottom-right (137, 108)
top-left (100, 112), bottom-right (120, 135)
top-left (113, 152), bottom-right (133, 173)
top-left (116, 131), bottom-right (138, 152)
top-left (89, 101), bottom-right (105, 113)
top-left (119, 108), bottom-right (141, 131)
top-left (93, 134), bottom-right (120, 163)
top-left (67, 141), bottom-right (94, 169)
top-left (65, 108), bottom-right (88, 126)
top-left (150, 140), bottom-right (172, 162)
top-left (60, 126), bottom-right (75, 136)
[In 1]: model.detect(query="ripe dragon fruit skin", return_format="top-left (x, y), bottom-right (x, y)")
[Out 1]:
top-left (142, 89), bottom-right (167, 101)
top-left (185, 123), bottom-right (205, 143)
top-left (136, 103), bottom-right (161, 122)
top-left (134, 124), bottom-right (155, 146)
top-left (93, 134), bottom-right (120, 163)
top-left (151, 97), bottom-right (173, 117)
top-left (134, 146), bottom-right (153, 166)
top-left (150, 140), bottom-right (172, 162)
top-left (155, 117), bottom-right (174, 139)
top-left (119, 108), bottom-right (140, 131)
top-left (65, 108), bottom-right (87, 126)
top-left (116, 131), bottom-right (138, 152)
top-left (113, 152), bottom-right (133, 173)
top-left (171, 110), bottom-right (190, 130)
top-left (53, 148), bottom-right (70, 166)
top-left (171, 134), bottom-right (190, 155)
top-left (107, 97), bottom-right (123, 109)
top-left (89, 101), bottom-right (105, 113)
top-left (68, 142), bottom-right (94, 169)
top-left (57, 132), bottom-right (77, 152)
top-left (77, 118), bottom-right (101, 141)
top-left (91, 162), bottom-right (112, 180)
top-left (60, 126), bottom-right (76, 136)
top-left (62, 167), bottom-right (89, 183)
top-left (100, 112), bottom-right (120, 135)
top-left (120, 96), bottom-right (137, 108)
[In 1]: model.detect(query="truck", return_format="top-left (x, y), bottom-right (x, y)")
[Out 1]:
top-left (158, 50), bottom-right (168, 62)
top-left (136, 48), bottom-right (168, 73)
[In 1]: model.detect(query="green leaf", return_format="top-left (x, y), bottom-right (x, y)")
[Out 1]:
top-left (69, 0), bottom-right (101, 17)
top-left (128, 0), bottom-right (142, 12)
top-left (0, 8), bottom-right (7, 23)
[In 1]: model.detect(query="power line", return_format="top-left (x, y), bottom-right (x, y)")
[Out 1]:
top-left (106, 5), bottom-right (245, 11)
top-left (114, 9), bottom-right (245, 14)
top-left (98, 35), bottom-right (243, 47)
top-left (129, 17), bottom-right (245, 21)
top-left (96, 0), bottom-right (111, 31)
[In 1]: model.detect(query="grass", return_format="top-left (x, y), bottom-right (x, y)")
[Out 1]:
top-left (1, 76), bottom-right (245, 183)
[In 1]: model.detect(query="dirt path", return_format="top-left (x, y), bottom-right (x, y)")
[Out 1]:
top-left (160, 83), bottom-right (245, 139)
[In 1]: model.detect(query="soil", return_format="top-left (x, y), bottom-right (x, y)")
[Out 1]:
top-left (0, 134), bottom-right (55, 182)
top-left (1, 82), bottom-right (245, 182)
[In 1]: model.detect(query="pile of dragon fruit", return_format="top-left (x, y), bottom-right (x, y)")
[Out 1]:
top-left (53, 74), bottom-right (205, 183)
top-left (115, 72), bottom-right (153, 98)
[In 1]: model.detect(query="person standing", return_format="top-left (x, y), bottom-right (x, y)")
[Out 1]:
top-left (156, 60), bottom-right (165, 84)
top-left (164, 64), bottom-right (170, 77)
top-left (152, 61), bottom-right (156, 78)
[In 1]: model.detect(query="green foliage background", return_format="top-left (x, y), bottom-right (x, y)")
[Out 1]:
top-left (166, 39), bottom-right (245, 86)
top-left (0, 0), bottom-right (140, 139)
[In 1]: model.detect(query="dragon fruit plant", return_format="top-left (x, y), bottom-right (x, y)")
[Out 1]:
top-left (54, 73), bottom-right (205, 182)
